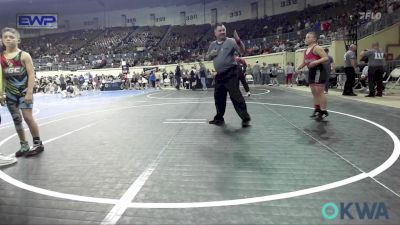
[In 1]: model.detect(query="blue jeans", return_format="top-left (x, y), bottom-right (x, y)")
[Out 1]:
top-left (201, 77), bottom-right (207, 90)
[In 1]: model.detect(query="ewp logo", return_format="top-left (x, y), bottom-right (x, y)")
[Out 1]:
top-left (322, 202), bottom-right (389, 220)
top-left (17, 14), bottom-right (58, 29)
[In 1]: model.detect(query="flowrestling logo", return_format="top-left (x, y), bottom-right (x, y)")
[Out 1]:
top-left (358, 11), bottom-right (382, 20)
top-left (322, 202), bottom-right (389, 220)
top-left (17, 14), bottom-right (58, 29)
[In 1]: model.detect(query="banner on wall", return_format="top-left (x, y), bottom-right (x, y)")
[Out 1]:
top-left (17, 14), bottom-right (58, 29)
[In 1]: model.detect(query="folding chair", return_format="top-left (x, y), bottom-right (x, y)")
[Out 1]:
top-left (353, 72), bottom-right (361, 89)
top-left (163, 78), bottom-right (170, 87)
top-left (384, 68), bottom-right (400, 90)
top-left (245, 74), bottom-right (254, 85)
top-left (336, 73), bottom-right (346, 89)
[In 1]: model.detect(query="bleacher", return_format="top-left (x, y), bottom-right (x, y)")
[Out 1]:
top-left (19, 0), bottom-right (398, 71)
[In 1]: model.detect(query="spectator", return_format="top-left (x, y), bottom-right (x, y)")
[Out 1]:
top-left (252, 61), bottom-right (261, 84)
top-left (270, 64), bottom-right (279, 86)
top-left (286, 62), bottom-right (295, 87)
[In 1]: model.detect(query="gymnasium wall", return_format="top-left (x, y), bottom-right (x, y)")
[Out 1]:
top-left (2, 0), bottom-right (340, 36)
top-left (61, 0), bottom-right (290, 30)
top-left (36, 52), bottom-right (297, 78)
top-left (329, 41), bottom-right (346, 68)
top-left (358, 23), bottom-right (400, 61)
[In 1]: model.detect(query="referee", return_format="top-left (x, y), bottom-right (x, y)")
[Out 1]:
top-left (206, 23), bottom-right (251, 127)
top-left (360, 42), bottom-right (386, 97)
top-left (343, 44), bottom-right (358, 96)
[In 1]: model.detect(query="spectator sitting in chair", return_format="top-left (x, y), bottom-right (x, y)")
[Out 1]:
top-left (62, 80), bottom-right (80, 98)
top-left (355, 65), bottom-right (369, 92)
top-left (296, 71), bottom-right (308, 86)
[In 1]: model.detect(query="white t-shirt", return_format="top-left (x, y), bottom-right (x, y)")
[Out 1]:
top-left (361, 66), bottom-right (368, 78)
top-left (286, 65), bottom-right (295, 74)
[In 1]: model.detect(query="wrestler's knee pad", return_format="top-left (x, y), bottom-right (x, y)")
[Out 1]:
top-left (11, 112), bottom-right (24, 131)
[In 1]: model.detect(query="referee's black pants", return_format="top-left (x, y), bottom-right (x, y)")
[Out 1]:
top-left (343, 67), bottom-right (356, 94)
top-left (368, 66), bottom-right (385, 96)
top-left (213, 66), bottom-right (250, 122)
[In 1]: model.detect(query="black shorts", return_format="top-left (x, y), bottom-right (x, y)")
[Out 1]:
top-left (308, 64), bottom-right (327, 85)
